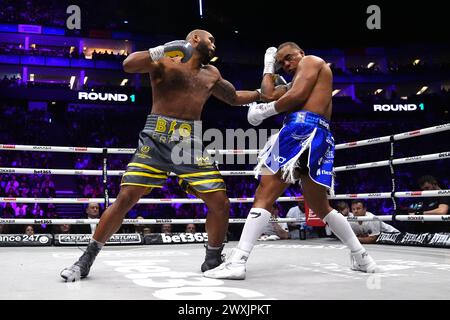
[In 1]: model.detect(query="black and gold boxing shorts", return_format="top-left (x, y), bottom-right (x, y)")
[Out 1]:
top-left (121, 114), bottom-right (226, 194)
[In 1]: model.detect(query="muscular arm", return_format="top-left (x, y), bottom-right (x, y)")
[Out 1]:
top-left (122, 50), bottom-right (158, 73)
top-left (273, 223), bottom-right (289, 240)
top-left (357, 235), bottom-right (379, 244)
top-left (424, 204), bottom-right (449, 215)
top-left (274, 56), bottom-right (324, 113)
top-left (261, 74), bottom-right (288, 101)
top-left (212, 77), bottom-right (260, 106)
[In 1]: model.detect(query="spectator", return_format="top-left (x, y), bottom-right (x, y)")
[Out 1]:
top-left (86, 202), bottom-right (100, 219)
top-left (161, 223), bottom-right (172, 234)
top-left (349, 200), bottom-right (399, 244)
top-left (132, 215), bottom-right (146, 234)
top-left (408, 175), bottom-right (450, 233)
top-left (185, 223), bottom-right (197, 234)
top-left (31, 204), bottom-right (44, 218)
top-left (258, 203), bottom-right (289, 241)
top-left (0, 224), bottom-right (8, 234)
top-left (78, 202), bottom-right (101, 234)
top-left (15, 203), bottom-right (29, 217)
top-left (56, 224), bottom-right (72, 234)
top-left (336, 201), bottom-right (350, 216)
top-left (2, 203), bottom-right (15, 218)
top-left (329, 200), bottom-right (352, 237)
top-left (133, 216), bottom-right (153, 236)
top-left (142, 226), bottom-right (153, 236)
top-left (24, 225), bottom-right (34, 236)
top-left (285, 201), bottom-right (306, 239)
top-left (416, 175), bottom-right (449, 215)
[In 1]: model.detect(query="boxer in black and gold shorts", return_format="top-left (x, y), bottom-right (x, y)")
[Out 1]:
top-left (121, 114), bottom-right (226, 194)
top-left (60, 29), bottom-right (262, 282)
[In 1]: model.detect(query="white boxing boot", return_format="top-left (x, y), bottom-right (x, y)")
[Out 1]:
top-left (203, 248), bottom-right (248, 280)
top-left (350, 248), bottom-right (378, 273)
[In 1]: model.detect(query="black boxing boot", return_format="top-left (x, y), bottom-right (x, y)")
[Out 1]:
top-left (201, 244), bottom-right (225, 272)
top-left (60, 240), bottom-right (103, 282)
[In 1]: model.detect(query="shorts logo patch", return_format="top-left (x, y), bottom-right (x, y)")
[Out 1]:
top-left (273, 155), bottom-right (286, 164)
top-left (195, 156), bottom-right (212, 166)
top-left (140, 146), bottom-right (151, 154)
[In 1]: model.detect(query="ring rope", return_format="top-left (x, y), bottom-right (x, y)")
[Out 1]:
top-left (1, 151), bottom-right (448, 177)
top-left (1, 124), bottom-right (448, 225)
top-left (0, 168), bottom-right (256, 176)
top-left (335, 123), bottom-right (450, 150)
top-left (0, 218), bottom-right (303, 225)
top-left (1, 124), bottom-right (448, 154)
top-left (1, 215), bottom-right (448, 225)
top-left (0, 190), bottom-right (448, 205)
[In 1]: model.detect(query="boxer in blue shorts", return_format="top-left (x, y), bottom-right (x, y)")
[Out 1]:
top-left (205, 42), bottom-right (379, 280)
top-left (60, 30), bottom-right (262, 282)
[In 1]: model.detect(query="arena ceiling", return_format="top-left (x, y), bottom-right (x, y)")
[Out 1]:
top-left (74, 0), bottom-right (447, 49)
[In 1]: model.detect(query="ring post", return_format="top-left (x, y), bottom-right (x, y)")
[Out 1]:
top-left (389, 135), bottom-right (397, 214)
top-left (102, 148), bottom-right (109, 209)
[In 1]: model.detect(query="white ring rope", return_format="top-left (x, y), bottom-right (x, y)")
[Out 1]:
top-left (335, 123), bottom-right (450, 150)
top-left (334, 151), bottom-right (450, 172)
top-left (0, 190), bottom-right (448, 205)
top-left (1, 124), bottom-right (449, 227)
top-left (1, 123), bottom-right (448, 154)
top-left (1, 214), bottom-right (448, 225)
top-left (0, 218), bottom-right (304, 225)
top-left (0, 168), bottom-right (256, 176)
top-left (1, 151), bottom-right (448, 177)
top-left (0, 196), bottom-right (303, 204)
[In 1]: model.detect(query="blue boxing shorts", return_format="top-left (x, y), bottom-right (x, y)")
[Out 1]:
top-left (255, 111), bottom-right (335, 191)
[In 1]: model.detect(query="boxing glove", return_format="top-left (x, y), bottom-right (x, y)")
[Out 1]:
top-left (274, 74), bottom-right (287, 86)
top-left (263, 47), bottom-right (277, 75)
top-left (149, 40), bottom-right (193, 63)
top-left (247, 101), bottom-right (279, 126)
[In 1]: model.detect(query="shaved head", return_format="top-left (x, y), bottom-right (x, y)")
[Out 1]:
top-left (276, 41), bottom-right (306, 74)
top-left (186, 29), bottom-right (216, 64)
top-left (186, 29), bottom-right (211, 41)
top-left (278, 42), bottom-right (303, 52)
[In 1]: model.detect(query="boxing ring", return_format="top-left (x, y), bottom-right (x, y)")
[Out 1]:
top-left (1, 239), bottom-right (449, 300)
top-left (1, 123), bottom-right (449, 300)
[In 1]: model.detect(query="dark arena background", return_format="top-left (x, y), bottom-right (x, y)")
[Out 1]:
top-left (0, 0), bottom-right (449, 313)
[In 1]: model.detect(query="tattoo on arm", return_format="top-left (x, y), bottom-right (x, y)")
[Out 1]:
top-left (212, 78), bottom-right (237, 104)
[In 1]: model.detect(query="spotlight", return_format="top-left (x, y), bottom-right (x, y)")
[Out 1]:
top-left (416, 86), bottom-right (428, 95)
top-left (332, 89), bottom-right (341, 96)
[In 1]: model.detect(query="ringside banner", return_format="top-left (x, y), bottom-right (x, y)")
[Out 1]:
top-left (0, 234), bottom-right (52, 247)
top-left (54, 233), bottom-right (142, 245)
top-left (376, 231), bottom-right (450, 248)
